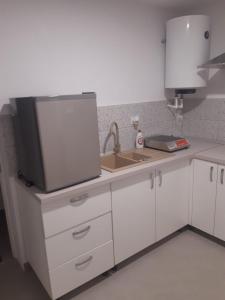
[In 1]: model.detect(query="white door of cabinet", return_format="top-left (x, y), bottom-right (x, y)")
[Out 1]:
top-left (192, 159), bottom-right (217, 234)
top-left (156, 160), bottom-right (190, 241)
top-left (214, 165), bottom-right (225, 240)
top-left (112, 172), bottom-right (155, 265)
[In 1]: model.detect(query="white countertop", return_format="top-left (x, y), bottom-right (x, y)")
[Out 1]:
top-left (19, 137), bottom-right (222, 205)
top-left (195, 145), bottom-right (225, 165)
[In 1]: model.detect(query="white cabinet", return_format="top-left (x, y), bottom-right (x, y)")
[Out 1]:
top-left (45, 213), bottom-right (112, 269)
top-left (17, 157), bottom-right (194, 297)
top-left (112, 160), bottom-right (191, 264)
top-left (42, 185), bottom-right (111, 237)
top-left (112, 172), bottom-right (156, 264)
top-left (50, 241), bottom-right (114, 300)
top-left (156, 160), bottom-right (190, 241)
top-left (16, 182), bottom-right (114, 300)
top-left (192, 159), bottom-right (217, 234)
top-left (192, 159), bottom-right (225, 240)
top-left (214, 165), bottom-right (225, 240)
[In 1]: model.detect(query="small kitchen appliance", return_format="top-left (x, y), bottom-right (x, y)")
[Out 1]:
top-left (144, 135), bottom-right (190, 152)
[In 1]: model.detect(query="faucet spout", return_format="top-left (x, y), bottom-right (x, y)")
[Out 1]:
top-left (103, 122), bottom-right (121, 154)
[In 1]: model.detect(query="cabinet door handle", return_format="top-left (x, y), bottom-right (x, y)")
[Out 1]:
top-left (210, 166), bottom-right (214, 182)
top-left (150, 173), bottom-right (154, 189)
top-left (72, 225), bottom-right (91, 239)
top-left (158, 170), bottom-right (162, 187)
top-left (75, 255), bottom-right (93, 268)
top-left (70, 193), bottom-right (89, 206)
top-left (221, 169), bottom-right (224, 185)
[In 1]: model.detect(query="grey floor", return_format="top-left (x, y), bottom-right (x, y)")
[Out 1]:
top-left (1, 228), bottom-right (225, 300)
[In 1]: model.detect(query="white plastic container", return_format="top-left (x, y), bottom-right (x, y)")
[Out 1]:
top-left (165, 15), bottom-right (210, 89)
top-left (136, 130), bottom-right (144, 149)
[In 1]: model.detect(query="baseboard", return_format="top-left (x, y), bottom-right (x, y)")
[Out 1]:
top-left (188, 225), bottom-right (225, 247)
top-left (116, 225), bottom-right (189, 270)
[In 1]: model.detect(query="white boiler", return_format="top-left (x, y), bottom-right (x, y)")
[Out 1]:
top-left (165, 15), bottom-right (210, 89)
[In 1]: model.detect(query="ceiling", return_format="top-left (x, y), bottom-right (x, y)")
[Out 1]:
top-left (137, 0), bottom-right (219, 9)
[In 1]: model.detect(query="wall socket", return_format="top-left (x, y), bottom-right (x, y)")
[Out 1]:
top-left (131, 116), bottom-right (139, 130)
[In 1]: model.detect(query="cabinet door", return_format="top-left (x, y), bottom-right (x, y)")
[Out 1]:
top-left (214, 165), bottom-right (225, 240)
top-left (192, 159), bottom-right (217, 234)
top-left (156, 160), bottom-right (190, 241)
top-left (112, 172), bottom-right (155, 265)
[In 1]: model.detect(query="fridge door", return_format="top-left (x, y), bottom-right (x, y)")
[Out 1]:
top-left (35, 94), bottom-right (101, 192)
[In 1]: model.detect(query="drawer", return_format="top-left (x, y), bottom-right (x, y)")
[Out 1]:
top-left (42, 185), bottom-right (111, 237)
top-left (46, 213), bottom-right (112, 269)
top-left (50, 241), bottom-right (114, 299)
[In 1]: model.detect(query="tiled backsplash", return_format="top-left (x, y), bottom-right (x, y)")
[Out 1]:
top-left (1, 97), bottom-right (225, 177)
top-left (183, 98), bottom-right (225, 143)
top-left (97, 101), bottom-right (174, 153)
top-left (0, 100), bottom-right (174, 176)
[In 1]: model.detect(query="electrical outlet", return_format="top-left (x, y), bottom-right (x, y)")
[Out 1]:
top-left (131, 116), bottom-right (139, 129)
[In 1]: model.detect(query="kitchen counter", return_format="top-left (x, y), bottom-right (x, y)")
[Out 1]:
top-left (19, 137), bottom-right (222, 205)
top-left (195, 145), bottom-right (225, 165)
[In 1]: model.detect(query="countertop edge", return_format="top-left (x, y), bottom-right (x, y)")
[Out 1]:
top-left (15, 138), bottom-right (223, 206)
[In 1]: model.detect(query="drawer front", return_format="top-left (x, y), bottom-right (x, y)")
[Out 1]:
top-left (42, 185), bottom-right (111, 237)
top-left (50, 241), bottom-right (114, 299)
top-left (46, 213), bottom-right (112, 269)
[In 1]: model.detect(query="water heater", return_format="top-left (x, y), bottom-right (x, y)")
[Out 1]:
top-left (165, 15), bottom-right (210, 89)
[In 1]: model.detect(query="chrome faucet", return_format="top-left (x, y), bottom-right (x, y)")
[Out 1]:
top-left (103, 122), bottom-right (121, 154)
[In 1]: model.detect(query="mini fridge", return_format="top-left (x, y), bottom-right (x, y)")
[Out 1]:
top-left (13, 93), bottom-right (101, 192)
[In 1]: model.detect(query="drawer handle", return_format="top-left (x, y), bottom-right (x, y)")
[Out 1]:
top-left (72, 225), bottom-right (91, 239)
top-left (221, 169), bottom-right (224, 185)
top-left (210, 166), bottom-right (214, 182)
top-left (158, 170), bottom-right (162, 187)
top-left (75, 255), bottom-right (93, 268)
top-left (70, 193), bottom-right (89, 206)
top-left (150, 173), bottom-right (154, 189)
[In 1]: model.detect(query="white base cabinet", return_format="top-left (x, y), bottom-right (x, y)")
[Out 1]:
top-left (214, 165), bottom-right (225, 240)
top-left (50, 241), bottom-right (114, 299)
top-left (192, 159), bottom-right (225, 242)
top-left (112, 160), bottom-right (191, 264)
top-left (16, 182), bottom-right (113, 300)
top-left (17, 158), bottom-right (192, 299)
top-left (156, 160), bottom-right (190, 241)
top-left (192, 159), bottom-right (217, 234)
top-left (112, 172), bottom-right (156, 264)
top-left (45, 213), bottom-right (112, 269)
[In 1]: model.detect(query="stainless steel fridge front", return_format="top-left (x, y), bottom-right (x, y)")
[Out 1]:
top-left (35, 94), bottom-right (101, 192)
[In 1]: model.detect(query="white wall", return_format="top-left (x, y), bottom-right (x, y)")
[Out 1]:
top-left (206, 2), bottom-right (225, 58)
top-left (0, 0), bottom-right (173, 108)
top-left (186, 1), bottom-right (225, 99)
top-left (203, 1), bottom-right (225, 99)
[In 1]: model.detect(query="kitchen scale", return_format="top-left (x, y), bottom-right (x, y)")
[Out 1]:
top-left (144, 135), bottom-right (190, 152)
